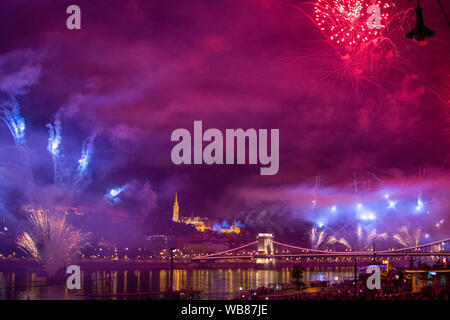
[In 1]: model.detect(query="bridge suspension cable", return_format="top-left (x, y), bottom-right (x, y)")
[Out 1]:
top-left (192, 237), bottom-right (450, 260)
top-left (377, 237), bottom-right (450, 254)
top-left (273, 238), bottom-right (450, 255)
top-left (192, 240), bottom-right (257, 259)
top-left (272, 241), bottom-right (331, 254)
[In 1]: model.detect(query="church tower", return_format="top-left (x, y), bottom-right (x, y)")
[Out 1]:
top-left (172, 193), bottom-right (180, 223)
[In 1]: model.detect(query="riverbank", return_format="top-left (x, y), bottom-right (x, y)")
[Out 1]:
top-left (0, 258), bottom-right (402, 272)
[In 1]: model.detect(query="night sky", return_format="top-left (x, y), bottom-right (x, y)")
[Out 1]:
top-left (0, 0), bottom-right (449, 241)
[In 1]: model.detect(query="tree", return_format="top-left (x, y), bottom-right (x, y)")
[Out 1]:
top-left (291, 264), bottom-right (305, 294)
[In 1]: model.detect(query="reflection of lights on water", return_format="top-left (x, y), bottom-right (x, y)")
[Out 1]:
top-left (317, 274), bottom-right (326, 281)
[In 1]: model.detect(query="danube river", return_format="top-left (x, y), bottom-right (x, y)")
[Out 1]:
top-left (0, 267), bottom-right (354, 300)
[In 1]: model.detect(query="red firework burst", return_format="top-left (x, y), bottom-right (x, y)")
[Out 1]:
top-left (314, 0), bottom-right (392, 48)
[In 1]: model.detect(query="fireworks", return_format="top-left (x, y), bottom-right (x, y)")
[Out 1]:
top-left (393, 225), bottom-right (421, 247)
top-left (327, 234), bottom-right (351, 249)
top-left (308, 227), bottom-right (350, 250)
top-left (0, 95), bottom-right (35, 200)
top-left (46, 117), bottom-right (63, 184)
top-left (105, 184), bottom-right (129, 204)
top-left (314, 0), bottom-right (391, 49)
top-left (355, 225), bottom-right (387, 250)
top-left (46, 117), bottom-right (103, 187)
top-left (285, 0), bottom-right (404, 83)
top-left (0, 97), bottom-right (26, 146)
top-left (47, 118), bottom-right (62, 157)
top-left (76, 129), bottom-right (101, 183)
top-left (15, 232), bottom-right (39, 259)
top-left (16, 207), bottom-right (90, 274)
top-left (309, 227), bottom-right (327, 249)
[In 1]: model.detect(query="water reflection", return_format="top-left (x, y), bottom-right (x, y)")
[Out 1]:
top-left (0, 267), bottom-right (353, 300)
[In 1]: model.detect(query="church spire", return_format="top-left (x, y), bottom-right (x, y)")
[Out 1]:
top-left (172, 192), bottom-right (180, 223)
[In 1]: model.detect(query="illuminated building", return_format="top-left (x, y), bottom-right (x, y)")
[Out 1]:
top-left (176, 238), bottom-right (229, 255)
top-left (171, 193), bottom-right (240, 234)
top-left (406, 269), bottom-right (450, 293)
top-left (220, 222), bottom-right (240, 234)
top-left (144, 234), bottom-right (176, 254)
top-left (181, 215), bottom-right (209, 232)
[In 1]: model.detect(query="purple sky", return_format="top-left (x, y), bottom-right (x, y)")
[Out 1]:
top-left (0, 0), bottom-right (449, 238)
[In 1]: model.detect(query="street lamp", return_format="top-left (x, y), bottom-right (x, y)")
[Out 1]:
top-left (169, 247), bottom-right (176, 299)
top-left (373, 242), bottom-right (377, 264)
top-left (406, 0), bottom-right (435, 46)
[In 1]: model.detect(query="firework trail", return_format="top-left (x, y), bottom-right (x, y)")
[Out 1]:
top-left (308, 227), bottom-right (350, 249)
top-left (105, 183), bottom-right (129, 204)
top-left (16, 207), bottom-right (90, 275)
top-left (0, 96), bottom-right (26, 146)
top-left (309, 227), bottom-right (327, 249)
top-left (312, 176), bottom-right (321, 208)
top-left (0, 96), bottom-right (34, 200)
top-left (393, 225), bottom-right (421, 247)
top-left (75, 128), bottom-right (102, 185)
top-left (46, 117), bottom-right (63, 184)
top-left (355, 224), bottom-right (388, 250)
top-left (15, 232), bottom-right (39, 259)
top-left (285, 0), bottom-right (420, 92)
top-left (344, 171), bottom-right (384, 196)
top-left (47, 114), bottom-right (102, 189)
top-left (313, 0), bottom-right (391, 49)
top-left (327, 234), bottom-right (352, 248)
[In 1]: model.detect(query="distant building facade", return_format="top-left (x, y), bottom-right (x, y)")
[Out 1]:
top-left (171, 193), bottom-right (240, 235)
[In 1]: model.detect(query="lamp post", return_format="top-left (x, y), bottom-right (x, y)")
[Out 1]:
top-left (169, 247), bottom-right (176, 299)
top-left (406, 0), bottom-right (435, 45)
top-left (373, 242), bottom-right (376, 264)
top-left (354, 257), bottom-right (357, 298)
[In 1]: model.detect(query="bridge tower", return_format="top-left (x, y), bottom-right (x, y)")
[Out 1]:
top-left (257, 233), bottom-right (274, 256)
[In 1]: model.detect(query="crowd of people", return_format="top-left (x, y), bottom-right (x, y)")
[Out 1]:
top-left (236, 264), bottom-right (450, 300)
